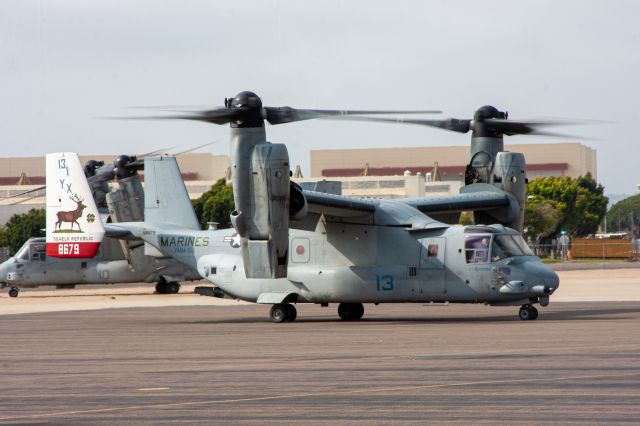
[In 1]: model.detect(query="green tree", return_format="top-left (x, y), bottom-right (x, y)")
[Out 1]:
top-left (526, 173), bottom-right (608, 237)
top-left (0, 208), bottom-right (46, 254)
top-left (458, 211), bottom-right (474, 226)
top-left (606, 193), bottom-right (640, 233)
top-left (523, 198), bottom-right (561, 243)
top-left (191, 178), bottom-right (235, 229)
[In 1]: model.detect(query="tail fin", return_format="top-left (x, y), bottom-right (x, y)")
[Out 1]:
top-left (144, 156), bottom-right (200, 230)
top-left (46, 152), bottom-right (105, 258)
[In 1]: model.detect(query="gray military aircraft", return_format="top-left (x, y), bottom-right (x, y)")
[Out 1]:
top-left (0, 152), bottom-right (201, 297)
top-left (0, 235), bottom-right (196, 297)
top-left (46, 91), bottom-right (578, 320)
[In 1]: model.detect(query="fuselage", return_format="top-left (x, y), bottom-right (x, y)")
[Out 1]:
top-left (0, 237), bottom-right (200, 289)
top-left (134, 220), bottom-right (559, 307)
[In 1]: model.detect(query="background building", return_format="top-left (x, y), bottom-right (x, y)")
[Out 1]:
top-left (0, 142), bottom-right (597, 224)
top-left (311, 143), bottom-right (596, 181)
top-left (0, 153), bottom-right (229, 224)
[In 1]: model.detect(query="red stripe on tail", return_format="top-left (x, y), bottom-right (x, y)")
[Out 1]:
top-left (46, 242), bottom-right (101, 258)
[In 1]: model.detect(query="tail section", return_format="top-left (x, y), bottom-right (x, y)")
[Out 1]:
top-left (46, 153), bottom-right (105, 258)
top-left (143, 156), bottom-right (200, 230)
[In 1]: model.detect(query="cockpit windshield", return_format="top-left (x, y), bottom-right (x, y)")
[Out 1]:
top-left (14, 239), bottom-right (46, 262)
top-left (15, 242), bottom-right (30, 261)
top-left (465, 233), bottom-right (534, 264)
top-left (491, 234), bottom-right (534, 260)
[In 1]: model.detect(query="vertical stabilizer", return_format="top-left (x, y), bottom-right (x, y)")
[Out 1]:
top-left (144, 156), bottom-right (200, 230)
top-left (46, 152), bottom-right (105, 258)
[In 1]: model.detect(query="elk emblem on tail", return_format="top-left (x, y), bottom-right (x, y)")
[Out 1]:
top-left (55, 193), bottom-right (87, 232)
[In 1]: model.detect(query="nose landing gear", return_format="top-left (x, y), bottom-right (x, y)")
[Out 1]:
top-left (8, 287), bottom-right (19, 298)
top-left (519, 304), bottom-right (539, 321)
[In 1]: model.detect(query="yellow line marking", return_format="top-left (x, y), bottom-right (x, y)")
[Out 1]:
top-left (1, 371), bottom-right (638, 421)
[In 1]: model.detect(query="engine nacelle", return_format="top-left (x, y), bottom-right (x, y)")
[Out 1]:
top-left (106, 173), bottom-right (146, 264)
top-left (230, 126), bottom-right (290, 279)
top-left (468, 144), bottom-right (527, 233)
top-left (289, 181), bottom-right (308, 221)
top-left (491, 152), bottom-right (526, 232)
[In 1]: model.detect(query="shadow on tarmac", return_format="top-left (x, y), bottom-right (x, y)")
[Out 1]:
top-left (181, 304), bottom-right (640, 325)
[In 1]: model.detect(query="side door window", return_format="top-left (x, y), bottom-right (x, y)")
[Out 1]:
top-left (465, 235), bottom-right (490, 264)
top-left (419, 238), bottom-right (446, 269)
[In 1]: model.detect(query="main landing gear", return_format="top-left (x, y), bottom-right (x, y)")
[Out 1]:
top-left (270, 303), bottom-right (297, 323)
top-left (519, 304), bottom-right (539, 321)
top-left (269, 302), bottom-right (366, 323)
top-left (8, 287), bottom-right (19, 298)
top-left (155, 281), bottom-right (180, 294)
top-left (338, 303), bottom-right (364, 321)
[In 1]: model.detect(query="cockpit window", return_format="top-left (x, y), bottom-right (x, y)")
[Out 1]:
top-left (29, 243), bottom-right (46, 261)
top-left (465, 234), bottom-right (490, 263)
top-left (466, 233), bottom-right (534, 264)
top-left (16, 243), bottom-right (30, 261)
top-left (491, 235), bottom-right (534, 261)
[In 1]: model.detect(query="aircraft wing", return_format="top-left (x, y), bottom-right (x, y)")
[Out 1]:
top-left (295, 184), bottom-right (516, 230)
top-left (303, 191), bottom-right (377, 217)
top-left (400, 191), bottom-right (512, 214)
top-left (291, 191), bottom-right (376, 230)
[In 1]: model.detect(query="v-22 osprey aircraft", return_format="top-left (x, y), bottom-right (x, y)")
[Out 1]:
top-left (0, 153), bottom-right (201, 297)
top-left (45, 151), bottom-right (559, 322)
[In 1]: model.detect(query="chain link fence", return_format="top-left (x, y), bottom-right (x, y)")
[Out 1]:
top-left (530, 239), bottom-right (639, 264)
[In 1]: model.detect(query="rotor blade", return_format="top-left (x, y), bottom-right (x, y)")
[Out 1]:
top-left (171, 141), bottom-right (217, 156)
top-left (0, 185), bottom-right (46, 199)
top-left (483, 118), bottom-right (601, 137)
top-left (139, 146), bottom-right (176, 158)
top-left (317, 115), bottom-right (471, 133)
top-left (109, 107), bottom-right (251, 125)
top-left (264, 107), bottom-right (442, 125)
top-left (515, 129), bottom-right (601, 140)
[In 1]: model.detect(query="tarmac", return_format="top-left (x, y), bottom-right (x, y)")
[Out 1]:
top-left (0, 269), bottom-right (639, 424)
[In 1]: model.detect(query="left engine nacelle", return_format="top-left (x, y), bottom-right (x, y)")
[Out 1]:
top-left (471, 151), bottom-right (526, 232)
top-left (230, 137), bottom-right (291, 279)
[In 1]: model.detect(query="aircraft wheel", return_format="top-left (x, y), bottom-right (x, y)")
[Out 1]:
top-left (9, 287), bottom-right (19, 298)
top-left (155, 282), bottom-right (167, 294)
top-left (519, 304), bottom-right (537, 321)
top-left (284, 304), bottom-right (297, 322)
top-left (338, 303), bottom-right (364, 321)
top-left (270, 304), bottom-right (288, 323)
top-left (167, 282), bottom-right (181, 294)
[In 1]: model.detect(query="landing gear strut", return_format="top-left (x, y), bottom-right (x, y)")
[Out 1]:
top-left (270, 303), bottom-right (297, 323)
top-left (8, 287), bottom-right (19, 298)
top-left (519, 304), bottom-right (539, 321)
top-left (156, 281), bottom-right (181, 294)
top-left (338, 303), bottom-right (364, 321)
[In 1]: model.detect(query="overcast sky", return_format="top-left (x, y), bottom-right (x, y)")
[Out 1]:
top-left (1, 0), bottom-right (638, 195)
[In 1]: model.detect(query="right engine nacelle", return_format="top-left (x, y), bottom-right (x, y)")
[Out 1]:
top-left (472, 151), bottom-right (526, 232)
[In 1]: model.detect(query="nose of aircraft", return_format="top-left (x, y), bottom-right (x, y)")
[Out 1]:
top-left (0, 259), bottom-right (10, 284)
top-left (524, 259), bottom-right (560, 293)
